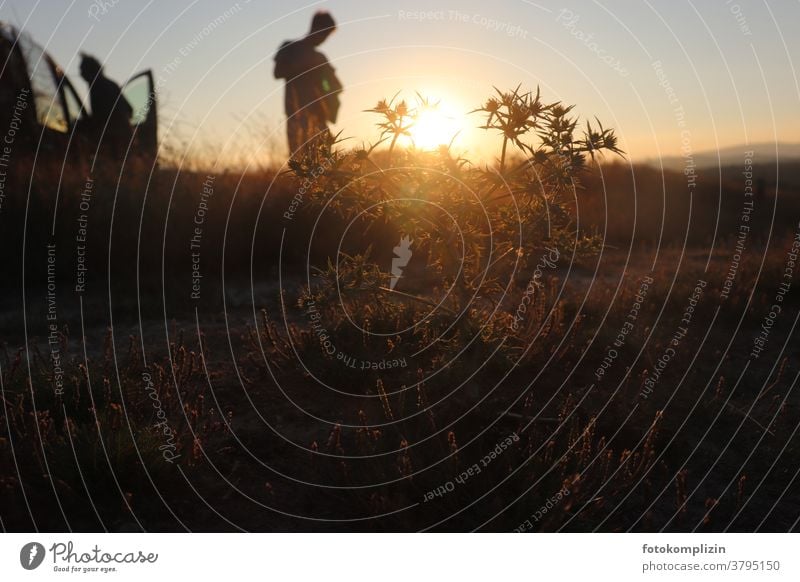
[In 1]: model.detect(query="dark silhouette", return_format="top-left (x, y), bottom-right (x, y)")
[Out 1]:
top-left (273, 11), bottom-right (342, 156)
top-left (79, 53), bottom-right (133, 156)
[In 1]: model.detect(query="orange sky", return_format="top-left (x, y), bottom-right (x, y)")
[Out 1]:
top-left (6, 0), bottom-right (800, 167)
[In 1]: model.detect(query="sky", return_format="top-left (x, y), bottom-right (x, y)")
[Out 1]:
top-left (4, 0), bottom-right (800, 167)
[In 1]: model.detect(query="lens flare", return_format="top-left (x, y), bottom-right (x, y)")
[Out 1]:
top-left (407, 102), bottom-right (463, 150)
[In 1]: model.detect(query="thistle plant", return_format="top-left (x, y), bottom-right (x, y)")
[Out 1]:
top-left (292, 86), bottom-right (624, 369)
top-left (474, 85), bottom-right (624, 189)
top-left (365, 93), bottom-right (414, 162)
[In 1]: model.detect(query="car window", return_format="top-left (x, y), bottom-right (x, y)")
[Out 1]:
top-left (16, 30), bottom-right (68, 133)
top-left (0, 24), bottom-right (32, 114)
top-left (61, 78), bottom-right (84, 126)
top-left (122, 72), bottom-right (153, 126)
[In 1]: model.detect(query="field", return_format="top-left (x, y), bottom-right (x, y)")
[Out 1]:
top-left (2, 89), bottom-right (800, 532)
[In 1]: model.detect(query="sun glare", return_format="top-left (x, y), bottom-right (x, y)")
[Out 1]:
top-left (407, 101), bottom-right (464, 150)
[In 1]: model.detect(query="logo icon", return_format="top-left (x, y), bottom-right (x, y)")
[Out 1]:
top-left (20, 542), bottom-right (45, 570)
top-left (390, 236), bottom-right (413, 290)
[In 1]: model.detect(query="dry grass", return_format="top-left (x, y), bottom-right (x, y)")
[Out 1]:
top-left (1, 89), bottom-right (799, 532)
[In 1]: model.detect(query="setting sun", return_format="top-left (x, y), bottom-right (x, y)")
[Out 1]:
top-left (406, 100), bottom-right (464, 150)
top-left (4, 0), bottom-right (800, 556)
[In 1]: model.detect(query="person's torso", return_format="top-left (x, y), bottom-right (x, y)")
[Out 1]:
top-left (276, 40), bottom-right (334, 117)
top-left (90, 76), bottom-right (131, 126)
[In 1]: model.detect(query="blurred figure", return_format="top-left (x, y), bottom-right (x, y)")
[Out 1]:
top-left (274, 11), bottom-right (342, 157)
top-left (79, 53), bottom-right (132, 156)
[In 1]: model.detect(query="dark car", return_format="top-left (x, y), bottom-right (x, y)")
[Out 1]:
top-left (0, 21), bottom-right (157, 163)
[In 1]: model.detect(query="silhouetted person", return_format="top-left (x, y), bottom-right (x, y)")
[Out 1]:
top-left (273, 11), bottom-right (342, 157)
top-left (79, 53), bottom-right (132, 157)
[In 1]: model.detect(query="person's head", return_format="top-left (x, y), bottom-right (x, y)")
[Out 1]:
top-left (79, 53), bottom-right (103, 82)
top-left (306, 11), bottom-right (336, 46)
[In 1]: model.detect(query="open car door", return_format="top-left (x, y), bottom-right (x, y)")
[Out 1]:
top-left (4, 23), bottom-right (73, 150)
top-left (2, 22), bottom-right (92, 159)
top-left (122, 70), bottom-right (157, 162)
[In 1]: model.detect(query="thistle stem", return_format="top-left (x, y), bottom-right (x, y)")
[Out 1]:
top-left (500, 135), bottom-right (508, 173)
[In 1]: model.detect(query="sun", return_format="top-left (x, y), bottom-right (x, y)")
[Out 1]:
top-left (407, 101), bottom-right (464, 150)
